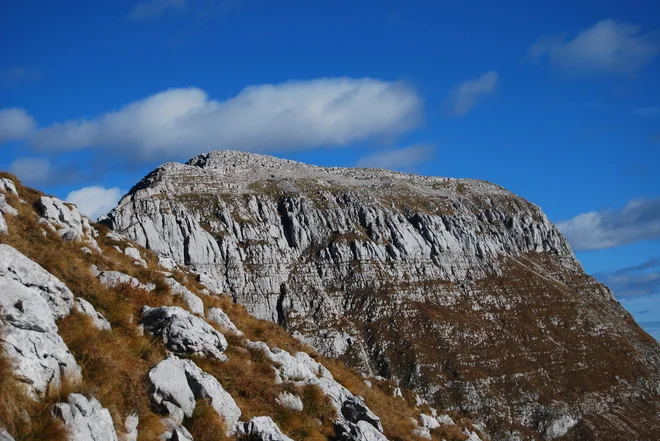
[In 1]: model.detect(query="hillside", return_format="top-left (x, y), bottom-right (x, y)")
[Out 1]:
top-left (0, 173), bottom-right (483, 441)
top-left (101, 150), bottom-right (660, 441)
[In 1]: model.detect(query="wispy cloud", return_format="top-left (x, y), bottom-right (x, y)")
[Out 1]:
top-left (0, 108), bottom-right (37, 143)
top-left (528, 19), bottom-right (659, 76)
top-left (442, 71), bottom-right (499, 117)
top-left (557, 197), bottom-right (660, 251)
top-left (634, 106), bottom-right (660, 118)
top-left (128, 0), bottom-right (238, 21)
top-left (8, 157), bottom-right (52, 185)
top-left (28, 78), bottom-right (422, 162)
top-left (594, 258), bottom-right (660, 298)
top-left (66, 186), bottom-right (124, 220)
top-left (355, 144), bottom-right (434, 171)
top-left (128, 0), bottom-right (187, 20)
top-left (0, 67), bottom-right (40, 85)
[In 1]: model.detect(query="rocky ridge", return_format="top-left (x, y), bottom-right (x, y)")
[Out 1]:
top-left (101, 150), bottom-right (660, 440)
top-left (0, 174), bottom-right (476, 441)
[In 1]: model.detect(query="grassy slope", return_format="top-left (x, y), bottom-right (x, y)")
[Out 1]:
top-left (0, 173), bottom-right (475, 441)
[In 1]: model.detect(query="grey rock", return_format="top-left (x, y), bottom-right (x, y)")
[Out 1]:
top-left (0, 244), bottom-right (74, 319)
top-left (37, 196), bottom-right (100, 252)
top-left (52, 394), bottom-right (118, 441)
top-left (0, 212), bottom-right (6, 235)
top-left (237, 416), bottom-right (294, 441)
top-left (420, 413), bottom-right (440, 430)
top-left (436, 414), bottom-right (455, 426)
top-left (0, 245), bottom-right (80, 398)
top-left (335, 420), bottom-right (389, 441)
top-left (149, 355), bottom-right (241, 434)
top-left (0, 178), bottom-right (18, 196)
top-left (75, 298), bottom-right (111, 331)
top-left (164, 278), bottom-right (204, 315)
top-left (412, 427), bottom-right (431, 440)
top-left (206, 307), bottom-right (242, 335)
top-left (124, 246), bottom-right (148, 267)
top-left (276, 392), bottom-right (304, 412)
top-left (0, 428), bottom-right (15, 441)
top-left (141, 306), bottom-right (228, 359)
top-left (123, 413), bottom-right (139, 441)
top-left (98, 270), bottom-right (155, 292)
top-left (0, 194), bottom-right (17, 216)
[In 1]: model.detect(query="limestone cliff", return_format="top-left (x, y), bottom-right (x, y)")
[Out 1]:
top-left (103, 151), bottom-right (660, 440)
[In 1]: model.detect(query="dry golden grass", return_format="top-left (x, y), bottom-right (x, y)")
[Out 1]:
top-left (184, 400), bottom-right (229, 441)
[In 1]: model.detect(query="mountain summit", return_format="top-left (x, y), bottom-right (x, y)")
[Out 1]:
top-left (100, 150), bottom-right (660, 440)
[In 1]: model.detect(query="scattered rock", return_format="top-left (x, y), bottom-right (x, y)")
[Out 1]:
top-left (0, 194), bottom-right (17, 216)
top-left (206, 307), bottom-right (242, 335)
top-left (436, 414), bottom-right (455, 425)
top-left (149, 355), bottom-right (241, 434)
top-left (335, 420), bottom-right (389, 441)
top-left (420, 413), bottom-right (440, 430)
top-left (123, 413), bottom-right (139, 441)
top-left (52, 394), bottom-right (118, 441)
top-left (75, 298), bottom-right (111, 331)
top-left (98, 270), bottom-right (155, 291)
top-left (0, 428), bottom-right (16, 441)
top-left (0, 178), bottom-right (18, 196)
top-left (164, 278), bottom-right (204, 315)
top-left (124, 246), bottom-right (148, 267)
top-left (141, 306), bottom-right (228, 360)
top-left (237, 416), bottom-right (294, 441)
top-left (276, 392), bottom-right (304, 412)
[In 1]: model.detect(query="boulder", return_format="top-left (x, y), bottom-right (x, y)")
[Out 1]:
top-left (0, 212), bottom-right (6, 235)
top-left (436, 414), bottom-right (455, 426)
top-left (164, 278), bottom-right (204, 315)
top-left (420, 413), bottom-right (440, 430)
top-left (0, 428), bottom-right (16, 441)
top-left (0, 178), bottom-right (18, 196)
top-left (123, 413), bottom-right (139, 441)
top-left (149, 355), bottom-right (241, 435)
top-left (335, 421), bottom-right (389, 441)
top-left (0, 194), bottom-right (17, 216)
top-left (237, 416), bottom-right (294, 441)
top-left (98, 270), bottom-right (155, 292)
top-left (206, 307), bottom-right (242, 335)
top-left (75, 298), bottom-right (111, 331)
top-left (52, 394), bottom-right (118, 441)
top-left (276, 392), bottom-right (304, 412)
top-left (0, 244), bottom-right (74, 319)
top-left (37, 196), bottom-right (100, 251)
top-left (0, 245), bottom-right (80, 398)
top-left (124, 246), bottom-right (147, 267)
top-left (141, 306), bottom-right (228, 360)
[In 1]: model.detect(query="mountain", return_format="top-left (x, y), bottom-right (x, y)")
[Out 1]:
top-left (102, 150), bottom-right (660, 441)
top-left (0, 173), bottom-right (482, 441)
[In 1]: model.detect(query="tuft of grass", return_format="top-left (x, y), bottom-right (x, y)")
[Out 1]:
top-left (184, 400), bottom-right (229, 441)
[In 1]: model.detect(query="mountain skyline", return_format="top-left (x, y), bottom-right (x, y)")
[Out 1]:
top-left (1, 0), bottom-right (659, 338)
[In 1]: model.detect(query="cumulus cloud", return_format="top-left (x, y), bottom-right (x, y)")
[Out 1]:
top-left (595, 258), bottom-right (660, 298)
top-left (529, 19), bottom-right (659, 76)
top-left (30, 79), bottom-right (421, 161)
top-left (128, 0), bottom-right (187, 20)
top-left (9, 157), bottom-right (51, 185)
top-left (66, 186), bottom-right (124, 221)
top-left (443, 71), bottom-right (499, 117)
top-left (557, 197), bottom-right (660, 251)
top-left (0, 108), bottom-right (37, 143)
top-left (355, 144), bottom-right (434, 170)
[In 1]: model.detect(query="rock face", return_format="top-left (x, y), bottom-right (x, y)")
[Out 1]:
top-left (37, 196), bottom-right (101, 251)
top-left (0, 244), bottom-right (81, 398)
top-left (52, 394), bottom-right (118, 441)
top-left (103, 150), bottom-right (660, 440)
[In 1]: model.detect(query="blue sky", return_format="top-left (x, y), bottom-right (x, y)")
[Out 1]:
top-left (1, 0), bottom-right (659, 338)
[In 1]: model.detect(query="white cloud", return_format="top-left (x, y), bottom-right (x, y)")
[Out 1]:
top-left (557, 197), bottom-right (660, 251)
top-left (0, 108), bottom-right (37, 143)
top-left (31, 78), bottom-right (422, 161)
top-left (66, 186), bottom-right (124, 221)
top-left (128, 0), bottom-right (187, 20)
top-left (529, 19), bottom-right (659, 76)
top-left (9, 157), bottom-right (51, 185)
top-left (355, 144), bottom-right (434, 170)
top-left (443, 71), bottom-right (499, 117)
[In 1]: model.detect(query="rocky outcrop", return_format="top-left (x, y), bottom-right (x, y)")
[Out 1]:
top-left (247, 340), bottom-right (386, 441)
top-left (97, 270), bottom-right (155, 291)
top-left (52, 394), bottom-right (118, 441)
top-left (206, 307), bottom-right (242, 335)
top-left (164, 277), bottom-right (204, 315)
top-left (0, 244), bottom-right (81, 397)
top-left (149, 354), bottom-right (241, 434)
top-left (237, 416), bottom-right (294, 441)
top-left (75, 298), bottom-right (111, 331)
top-left (141, 306), bottom-right (228, 360)
top-left (0, 429), bottom-right (15, 441)
top-left (103, 150), bottom-right (660, 440)
top-left (37, 196), bottom-right (101, 252)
